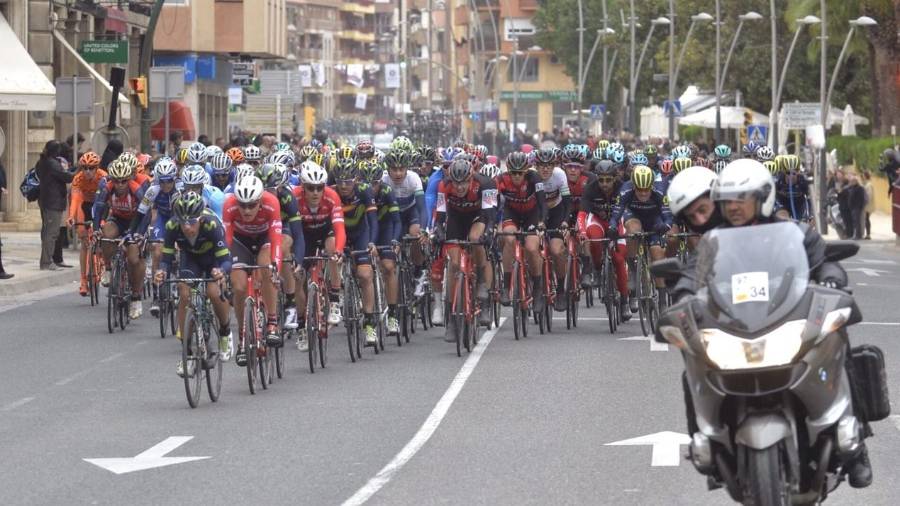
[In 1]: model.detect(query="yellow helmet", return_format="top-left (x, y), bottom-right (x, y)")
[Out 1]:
top-left (339, 145), bottom-right (354, 160)
top-left (176, 148), bottom-right (190, 165)
top-left (673, 157), bottom-right (692, 174)
top-left (764, 160), bottom-right (779, 175)
top-left (107, 159), bottom-right (131, 180)
top-left (783, 154), bottom-right (800, 173)
top-left (631, 165), bottom-right (654, 190)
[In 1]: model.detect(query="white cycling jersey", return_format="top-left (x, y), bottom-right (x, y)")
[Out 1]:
top-left (382, 171), bottom-right (423, 212)
top-left (537, 167), bottom-right (570, 208)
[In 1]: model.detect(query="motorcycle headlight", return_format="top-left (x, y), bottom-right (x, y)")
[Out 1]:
top-left (701, 320), bottom-right (805, 370)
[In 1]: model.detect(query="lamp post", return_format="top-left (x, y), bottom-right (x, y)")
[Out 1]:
top-left (770, 0), bottom-right (777, 149)
top-left (581, 27), bottom-right (616, 131)
top-left (672, 12), bottom-right (713, 102)
top-left (772, 15), bottom-right (821, 150)
top-left (577, 0), bottom-right (585, 129)
top-left (628, 16), bottom-right (670, 134)
top-left (817, 15), bottom-right (877, 233)
top-left (667, 0), bottom-right (675, 141)
top-left (715, 10), bottom-right (763, 141)
top-left (511, 43), bottom-right (542, 144)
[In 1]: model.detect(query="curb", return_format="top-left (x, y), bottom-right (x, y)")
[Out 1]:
top-left (0, 269), bottom-right (81, 297)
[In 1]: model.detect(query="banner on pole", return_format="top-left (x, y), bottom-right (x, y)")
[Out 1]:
top-left (347, 64), bottom-right (364, 88)
top-left (384, 63), bottom-right (400, 89)
top-left (355, 93), bottom-right (368, 110)
top-left (298, 65), bottom-right (312, 87)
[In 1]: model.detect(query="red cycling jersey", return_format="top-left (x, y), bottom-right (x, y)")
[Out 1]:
top-left (222, 191), bottom-right (284, 267)
top-left (495, 171), bottom-right (541, 214)
top-left (96, 179), bottom-right (144, 220)
top-left (292, 185), bottom-right (346, 251)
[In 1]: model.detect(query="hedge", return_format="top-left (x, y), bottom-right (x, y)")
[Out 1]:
top-left (825, 136), bottom-right (897, 172)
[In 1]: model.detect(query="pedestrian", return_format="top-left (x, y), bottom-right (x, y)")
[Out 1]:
top-left (862, 170), bottom-right (874, 239)
top-left (36, 140), bottom-right (74, 270)
top-left (0, 160), bottom-right (12, 279)
top-left (833, 169), bottom-right (853, 239)
top-left (99, 139), bottom-right (124, 171)
top-left (846, 171), bottom-right (867, 240)
top-left (63, 133), bottom-right (85, 166)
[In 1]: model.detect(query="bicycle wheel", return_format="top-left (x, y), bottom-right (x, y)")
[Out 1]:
top-left (88, 248), bottom-right (98, 307)
top-left (318, 318), bottom-right (327, 369)
top-left (244, 299), bottom-right (258, 394)
top-left (638, 256), bottom-right (652, 337)
top-left (602, 257), bottom-right (617, 334)
top-left (117, 261), bottom-right (129, 330)
top-left (182, 310), bottom-right (202, 408)
top-left (258, 301), bottom-right (271, 388)
top-left (511, 263), bottom-right (521, 341)
top-left (491, 260), bottom-right (501, 329)
top-left (169, 297), bottom-right (177, 335)
top-left (306, 284), bottom-right (319, 372)
top-left (158, 282), bottom-right (169, 339)
top-left (107, 267), bottom-right (117, 334)
top-left (205, 313), bottom-right (223, 402)
top-left (344, 274), bottom-right (360, 362)
top-left (452, 274), bottom-right (464, 357)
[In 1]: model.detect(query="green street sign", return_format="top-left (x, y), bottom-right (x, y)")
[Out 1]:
top-left (79, 40), bottom-right (128, 64)
top-left (500, 90), bottom-right (577, 102)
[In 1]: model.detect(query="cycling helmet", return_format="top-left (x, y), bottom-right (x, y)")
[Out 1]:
top-left (186, 142), bottom-right (207, 164)
top-left (175, 148), bottom-right (190, 165)
top-left (300, 161), bottom-right (328, 185)
top-left (234, 176), bottom-right (264, 203)
top-left (695, 157), bottom-right (712, 169)
top-left (419, 145), bottom-right (437, 164)
top-left (269, 150), bottom-right (296, 168)
top-left (308, 139), bottom-right (323, 151)
top-left (594, 159), bottom-right (617, 177)
top-left (711, 159), bottom-right (775, 218)
top-left (355, 140), bottom-right (374, 159)
top-left (597, 139), bottom-right (610, 151)
top-left (671, 145), bottom-right (691, 159)
top-left (210, 153), bottom-right (233, 174)
top-left (107, 159), bottom-right (131, 180)
top-left (333, 158), bottom-right (358, 181)
top-left (631, 165), bottom-right (654, 190)
top-left (181, 164), bottom-right (207, 186)
top-left (172, 191), bottom-right (206, 223)
top-left (755, 145), bottom-right (775, 162)
top-left (563, 144), bottom-right (586, 164)
top-left (592, 147), bottom-right (607, 161)
top-left (442, 147), bottom-right (463, 165)
top-left (274, 142), bottom-right (291, 153)
top-left (204, 145), bottom-right (223, 160)
top-left (673, 157), bottom-right (693, 174)
top-left (338, 145), bottom-right (355, 161)
top-left (506, 152), bottom-right (530, 172)
top-left (742, 141), bottom-right (760, 158)
top-left (256, 163), bottom-right (283, 188)
top-left (297, 145), bottom-right (317, 162)
top-left (360, 160), bottom-right (385, 184)
top-left (667, 166), bottom-right (718, 216)
top-left (609, 150), bottom-right (626, 165)
top-left (480, 163), bottom-right (501, 179)
top-left (390, 136), bottom-right (414, 153)
top-left (645, 145), bottom-right (658, 157)
top-left (226, 147), bottom-right (245, 164)
top-left (243, 145), bottom-right (261, 162)
top-left (79, 151), bottom-right (101, 168)
top-left (234, 163), bottom-right (256, 182)
top-left (713, 159), bottom-right (729, 174)
top-left (154, 157), bottom-right (178, 181)
top-left (384, 149), bottom-right (412, 168)
top-left (447, 158), bottom-right (472, 183)
top-left (658, 159), bottom-right (673, 176)
top-left (118, 152), bottom-right (139, 174)
top-left (473, 145), bottom-right (488, 161)
top-left (629, 153), bottom-right (649, 166)
top-left (782, 154), bottom-right (801, 173)
top-left (713, 144), bottom-right (732, 160)
top-left (763, 160), bottom-right (779, 175)
top-left (534, 147), bottom-right (556, 165)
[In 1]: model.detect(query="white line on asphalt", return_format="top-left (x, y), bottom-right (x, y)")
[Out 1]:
top-left (1, 397), bottom-right (35, 411)
top-left (55, 368), bottom-right (93, 386)
top-left (859, 322), bottom-right (900, 326)
top-left (342, 317), bottom-right (507, 506)
top-left (552, 316), bottom-right (609, 321)
top-left (618, 335), bottom-right (669, 352)
top-left (100, 352), bottom-right (125, 363)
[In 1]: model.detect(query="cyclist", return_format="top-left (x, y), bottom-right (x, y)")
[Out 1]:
top-left (181, 164), bottom-right (225, 218)
top-left (432, 157), bottom-right (497, 333)
top-left (495, 151), bottom-right (547, 311)
top-left (67, 151), bottom-right (107, 296)
top-left (332, 159), bottom-right (381, 345)
top-left (92, 159), bottom-right (147, 319)
top-left (355, 139), bottom-right (375, 161)
top-left (223, 176), bottom-right (284, 364)
top-left (257, 162), bottom-right (306, 331)
top-left (577, 159), bottom-right (631, 320)
top-left (243, 144), bottom-right (262, 168)
top-left (535, 147), bottom-right (572, 312)
top-left (154, 192), bottom-right (234, 377)
top-left (361, 160), bottom-right (405, 328)
top-left (209, 152), bottom-right (234, 192)
top-left (608, 165), bottom-right (673, 312)
top-left (774, 154), bottom-right (813, 224)
top-left (382, 149), bottom-right (429, 295)
top-left (293, 161), bottom-right (347, 350)
top-left (127, 157), bottom-right (180, 317)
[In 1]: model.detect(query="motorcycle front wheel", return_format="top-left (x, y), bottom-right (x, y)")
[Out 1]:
top-left (742, 444), bottom-right (791, 506)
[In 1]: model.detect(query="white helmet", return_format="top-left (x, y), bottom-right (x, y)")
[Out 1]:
top-left (667, 166), bottom-right (717, 216)
top-left (234, 163), bottom-right (256, 182)
top-left (181, 164), bottom-right (208, 186)
top-left (300, 161), bottom-right (328, 185)
top-left (234, 176), bottom-right (264, 203)
top-left (187, 142), bottom-right (207, 164)
top-left (153, 157), bottom-right (178, 181)
top-left (204, 145), bottom-right (223, 160)
top-left (710, 159), bottom-right (776, 218)
top-left (480, 163), bottom-right (501, 179)
top-left (243, 145), bottom-right (261, 162)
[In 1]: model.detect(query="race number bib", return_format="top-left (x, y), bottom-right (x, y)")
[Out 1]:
top-left (732, 272), bottom-right (769, 304)
top-left (435, 192), bottom-right (447, 212)
top-left (481, 189), bottom-right (498, 208)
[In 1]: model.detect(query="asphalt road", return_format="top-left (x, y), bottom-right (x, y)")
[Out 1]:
top-left (1, 241), bottom-right (899, 505)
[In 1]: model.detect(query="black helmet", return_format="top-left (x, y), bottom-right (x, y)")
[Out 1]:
top-left (534, 147), bottom-right (556, 165)
top-left (384, 149), bottom-right (411, 168)
top-left (506, 152), bottom-right (529, 172)
top-left (447, 158), bottom-right (472, 183)
top-left (594, 159), bottom-right (617, 177)
top-left (172, 191), bottom-right (205, 223)
top-left (419, 145), bottom-right (437, 163)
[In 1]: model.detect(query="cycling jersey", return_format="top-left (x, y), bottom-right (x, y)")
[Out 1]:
top-left (92, 179), bottom-right (146, 231)
top-left (337, 184), bottom-right (379, 246)
top-left (609, 184), bottom-right (673, 234)
top-left (128, 181), bottom-right (179, 239)
top-left (540, 167), bottom-right (570, 209)
top-left (292, 185), bottom-right (347, 252)
top-left (424, 167), bottom-right (443, 228)
top-left (202, 186), bottom-right (225, 218)
top-left (495, 171), bottom-right (547, 224)
top-left (434, 174), bottom-right (497, 241)
top-left (68, 169), bottom-right (107, 224)
top-left (775, 173), bottom-right (812, 220)
top-left (577, 178), bottom-right (619, 227)
top-left (160, 210), bottom-right (232, 276)
top-left (268, 186), bottom-right (305, 261)
top-left (382, 171), bottom-right (427, 227)
top-left (222, 191), bottom-right (283, 268)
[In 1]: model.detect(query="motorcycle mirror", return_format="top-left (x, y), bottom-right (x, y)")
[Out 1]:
top-left (650, 258), bottom-right (683, 281)
top-left (823, 240), bottom-right (859, 263)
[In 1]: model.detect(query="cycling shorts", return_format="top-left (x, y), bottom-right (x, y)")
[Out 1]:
top-left (346, 227), bottom-right (371, 265)
top-left (546, 205), bottom-right (568, 240)
top-left (375, 221), bottom-right (396, 262)
top-left (178, 250), bottom-right (217, 278)
top-left (399, 206), bottom-right (420, 230)
top-left (621, 210), bottom-right (667, 247)
top-left (446, 213), bottom-right (484, 242)
top-left (501, 208), bottom-right (540, 232)
top-left (230, 233), bottom-right (270, 266)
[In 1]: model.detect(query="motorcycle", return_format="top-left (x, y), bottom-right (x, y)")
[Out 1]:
top-left (651, 222), bottom-right (890, 505)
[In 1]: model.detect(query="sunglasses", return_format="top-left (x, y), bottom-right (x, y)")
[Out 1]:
top-left (509, 171), bottom-right (526, 176)
top-left (337, 179), bottom-right (356, 185)
top-left (598, 176), bottom-right (616, 184)
top-left (113, 179), bottom-right (130, 185)
top-left (238, 202), bottom-right (259, 210)
top-left (304, 184), bottom-right (325, 193)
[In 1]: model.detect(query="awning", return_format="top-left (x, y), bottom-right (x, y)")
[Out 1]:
top-left (678, 106), bottom-right (769, 130)
top-left (52, 29), bottom-right (131, 120)
top-left (150, 100), bottom-right (196, 141)
top-left (0, 13), bottom-right (55, 111)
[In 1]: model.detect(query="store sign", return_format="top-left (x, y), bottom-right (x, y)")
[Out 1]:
top-left (79, 40), bottom-right (128, 64)
top-left (500, 90), bottom-right (577, 102)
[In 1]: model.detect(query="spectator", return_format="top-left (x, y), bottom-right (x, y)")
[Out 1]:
top-left (168, 131), bottom-right (184, 156)
top-left (99, 139), bottom-right (124, 171)
top-left (846, 172), bottom-right (867, 240)
top-left (0, 160), bottom-right (11, 279)
top-left (198, 134), bottom-right (211, 146)
top-left (214, 137), bottom-right (226, 149)
top-left (63, 133), bottom-right (85, 166)
top-left (862, 170), bottom-right (874, 240)
top-left (36, 140), bottom-right (74, 270)
top-left (833, 169), bottom-right (853, 239)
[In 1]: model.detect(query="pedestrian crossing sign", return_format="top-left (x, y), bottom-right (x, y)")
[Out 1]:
top-left (747, 124), bottom-right (768, 144)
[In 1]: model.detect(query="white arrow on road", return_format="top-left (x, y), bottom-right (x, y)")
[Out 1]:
top-left (845, 258), bottom-right (897, 265)
top-left (84, 436), bottom-right (210, 475)
top-left (605, 431), bottom-right (690, 466)
top-left (618, 335), bottom-right (669, 352)
top-left (846, 267), bottom-right (889, 277)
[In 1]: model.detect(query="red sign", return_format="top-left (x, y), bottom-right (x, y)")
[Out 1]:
top-left (105, 7), bottom-right (128, 34)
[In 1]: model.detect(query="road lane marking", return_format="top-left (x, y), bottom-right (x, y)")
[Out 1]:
top-left (605, 431), bottom-right (690, 466)
top-left (618, 335), bottom-right (669, 352)
top-left (1, 397), bottom-right (35, 411)
top-left (846, 268), bottom-right (889, 277)
top-left (55, 369), bottom-right (93, 386)
top-left (342, 317), bottom-right (507, 506)
top-left (100, 352), bottom-right (125, 363)
top-left (858, 322), bottom-right (900, 326)
top-left (84, 436), bottom-right (210, 475)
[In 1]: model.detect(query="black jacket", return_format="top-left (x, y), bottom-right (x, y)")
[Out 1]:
top-left (672, 216), bottom-right (847, 301)
top-left (36, 157), bottom-right (73, 212)
top-left (846, 183), bottom-right (866, 211)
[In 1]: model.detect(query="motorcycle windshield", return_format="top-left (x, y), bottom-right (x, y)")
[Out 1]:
top-left (695, 222), bottom-right (809, 333)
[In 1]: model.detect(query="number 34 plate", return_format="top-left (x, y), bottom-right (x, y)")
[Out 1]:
top-left (732, 271), bottom-right (769, 304)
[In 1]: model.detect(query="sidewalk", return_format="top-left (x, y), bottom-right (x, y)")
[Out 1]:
top-left (0, 231), bottom-right (81, 297)
top-left (822, 211), bottom-right (898, 243)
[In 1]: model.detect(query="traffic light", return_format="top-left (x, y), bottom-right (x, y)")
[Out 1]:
top-left (129, 76), bottom-right (147, 109)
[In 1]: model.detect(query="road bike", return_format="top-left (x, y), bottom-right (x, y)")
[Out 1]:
top-left (497, 231), bottom-right (534, 340)
top-left (341, 252), bottom-right (364, 361)
top-left (396, 234), bottom-right (423, 343)
top-left (156, 258), bottom-right (178, 339)
top-left (232, 265), bottom-right (273, 394)
top-left (101, 237), bottom-right (134, 334)
top-left (303, 253), bottom-right (331, 372)
top-left (74, 222), bottom-right (104, 306)
top-left (536, 230), bottom-right (560, 335)
top-left (587, 238), bottom-right (619, 334)
top-left (627, 232), bottom-right (659, 337)
top-left (444, 240), bottom-right (482, 357)
top-left (165, 278), bottom-right (223, 408)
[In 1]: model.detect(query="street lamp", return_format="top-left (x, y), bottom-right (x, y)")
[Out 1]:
top-left (511, 43), bottom-right (542, 143)
top-left (628, 16), bottom-right (670, 133)
top-left (772, 15), bottom-right (821, 150)
top-left (672, 12), bottom-right (713, 104)
top-left (579, 27), bottom-right (616, 129)
top-left (714, 10), bottom-right (763, 141)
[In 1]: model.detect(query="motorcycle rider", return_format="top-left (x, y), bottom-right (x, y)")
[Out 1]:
top-left (672, 158), bottom-right (872, 488)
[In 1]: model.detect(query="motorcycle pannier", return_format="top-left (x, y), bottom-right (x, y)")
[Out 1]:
top-left (849, 345), bottom-right (891, 421)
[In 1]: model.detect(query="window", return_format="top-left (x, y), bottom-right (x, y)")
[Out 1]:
top-left (507, 55), bottom-right (538, 82)
top-left (514, 102), bottom-right (539, 134)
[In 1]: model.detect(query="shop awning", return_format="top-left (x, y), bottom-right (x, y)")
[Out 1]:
top-left (0, 13), bottom-right (55, 111)
top-left (150, 101), bottom-right (196, 141)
